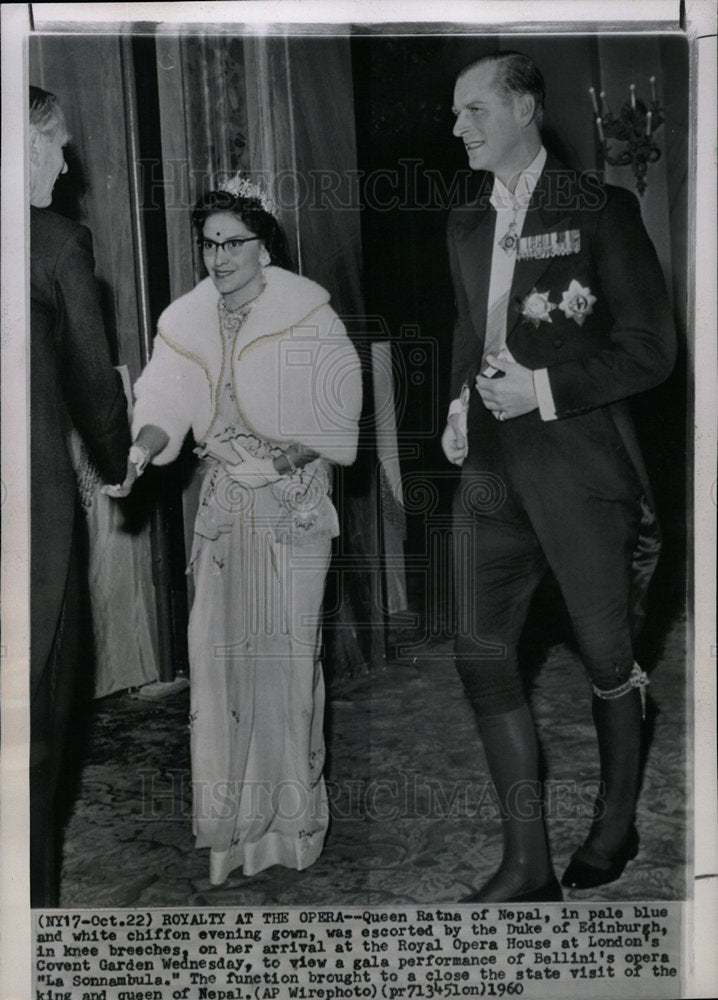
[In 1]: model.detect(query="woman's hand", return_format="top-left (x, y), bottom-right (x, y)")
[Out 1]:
top-left (101, 459), bottom-right (140, 498)
top-left (274, 443), bottom-right (321, 475)
top-left (228, 440), bottom-right (282, 486)
top-left (101, 425), bottom-right (169, 499)
top-left (229, 440), bottom-right (321, 484)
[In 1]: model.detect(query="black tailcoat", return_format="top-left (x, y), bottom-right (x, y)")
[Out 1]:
top-left (447, 156), bottom-right (676, 635)
top-left (30, 206), bottom-right (130, 695)
top-left (30, 205), bottom-right (130, 905)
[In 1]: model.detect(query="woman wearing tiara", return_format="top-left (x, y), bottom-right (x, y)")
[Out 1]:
top-left (105, 176), bottom-right (362, 885)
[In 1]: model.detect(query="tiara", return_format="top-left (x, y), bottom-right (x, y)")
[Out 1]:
top-left (217, 172), bottom-right (278, 217)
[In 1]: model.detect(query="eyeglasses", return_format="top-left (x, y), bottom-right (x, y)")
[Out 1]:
top-left (198, 236), bottom-right (261, 254)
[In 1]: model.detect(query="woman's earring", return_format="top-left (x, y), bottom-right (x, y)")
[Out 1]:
top-left (259, 246), bottom-right (271, 268)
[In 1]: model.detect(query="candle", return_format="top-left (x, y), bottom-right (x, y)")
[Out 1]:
top-left (600, 90), bottom-right (608, 115)
top-left (630, 83), bottom-right (636, 109)
top-left (650, 76), bottom-right (656, 102)
top-left (596, 116), bottom-right (605, 142)
top-left (589, 87), bottom-right (599, 114)
top-left (646, 110), bottom-right (653, 137)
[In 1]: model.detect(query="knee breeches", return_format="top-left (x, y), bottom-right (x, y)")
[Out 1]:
top-left (452, 458), bottom-right (645, 717)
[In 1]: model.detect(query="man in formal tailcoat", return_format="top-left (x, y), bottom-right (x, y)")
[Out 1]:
top-left (441, 53), bottom-right (675, 902)
top-left (29, 86), bottom-right (131, 906)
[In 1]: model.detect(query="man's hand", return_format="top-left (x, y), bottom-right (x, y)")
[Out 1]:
top-left (441, 411), bottom-right (468, 466)
top-left (475, 355), bottom-right (538, 421)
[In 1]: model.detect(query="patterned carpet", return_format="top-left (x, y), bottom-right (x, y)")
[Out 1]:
top-left (58, 593), bottom-right (688, 908)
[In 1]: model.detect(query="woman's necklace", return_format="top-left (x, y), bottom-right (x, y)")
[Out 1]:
top-left (218, 282), bottom-right (266, 337)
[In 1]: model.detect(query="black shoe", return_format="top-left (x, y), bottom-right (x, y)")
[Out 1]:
top-left (460, 876), bottom-right (563, 904)
top-left (561, 825), bottom-right (639, 890)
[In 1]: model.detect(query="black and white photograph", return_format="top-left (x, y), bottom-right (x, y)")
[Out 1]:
top-left (1, 2), bottom-right (715, 998)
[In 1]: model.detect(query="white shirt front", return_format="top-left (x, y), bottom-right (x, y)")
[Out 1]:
top-left (449, 146), bottom-right (557, 426)
top-left (484, 145), bottom-right (547, 363)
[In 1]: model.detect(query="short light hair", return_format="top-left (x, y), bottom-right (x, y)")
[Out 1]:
top-left (458, 52), bottom-right (545, 127)
top-left (29, 85), bottom-right (66, 138)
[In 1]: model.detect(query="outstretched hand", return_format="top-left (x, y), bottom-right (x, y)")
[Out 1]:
top-left (101, 426), bottom-right (169, 499)
top-left (101, 459), bottom-right (139, 498)
top-left (475, 355), bottom-right (538, 421)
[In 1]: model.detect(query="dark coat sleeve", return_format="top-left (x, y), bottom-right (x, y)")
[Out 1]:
top-left (54, 224), bottom-right (131, 483)
top-left (447, 213), bottom-right (480, 403)
top-left (547, 186), bottom-right (676, 417)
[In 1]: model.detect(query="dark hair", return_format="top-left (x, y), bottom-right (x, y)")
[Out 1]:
top-left (458, 52), bottom-right (545, 127)
top-left (191, 190), bottom-right (293, 270)
top-left (29, 85), bottom-right (66, 137)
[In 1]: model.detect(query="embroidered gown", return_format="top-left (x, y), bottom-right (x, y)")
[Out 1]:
top-left (187, 299), bottom-right (336, 884)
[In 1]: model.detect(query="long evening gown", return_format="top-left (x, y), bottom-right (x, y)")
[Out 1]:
top-left (187, 300), bottom-right (336, 884)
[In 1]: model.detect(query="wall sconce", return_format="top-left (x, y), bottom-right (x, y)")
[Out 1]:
top-left (588, 78), bottom-right (664, 196)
